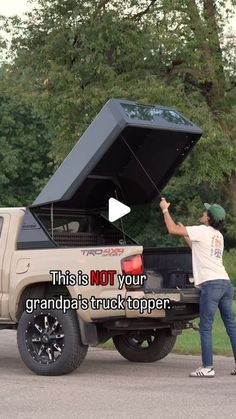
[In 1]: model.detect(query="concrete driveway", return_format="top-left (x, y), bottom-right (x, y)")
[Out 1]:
top-left (0, 330), bottom-right (235, 419)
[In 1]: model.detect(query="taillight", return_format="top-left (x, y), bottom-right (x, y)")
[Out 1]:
top-left (121, 254), bottom-right (143, 275)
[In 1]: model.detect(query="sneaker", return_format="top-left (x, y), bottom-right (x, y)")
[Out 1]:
top-left (230, 366), bottom-right (236, 375)
top-left (190, 367), bottom-right (215, 378)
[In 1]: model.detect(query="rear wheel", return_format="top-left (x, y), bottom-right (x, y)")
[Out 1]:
top-left (113, 329), bottom-right (176, 362)
top-left (17, 308), bottom-right (88, 375)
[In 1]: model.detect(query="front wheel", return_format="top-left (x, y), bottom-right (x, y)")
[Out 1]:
top-left (17, 308), bottom-right (88, 375)
top-left (113, 329), bottom-right (176, 362)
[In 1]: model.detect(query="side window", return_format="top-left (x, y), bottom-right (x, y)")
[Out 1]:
top-left (53, 221), bottom-right (80, 233)
top-left (0, 217), bottom-right (3, 237)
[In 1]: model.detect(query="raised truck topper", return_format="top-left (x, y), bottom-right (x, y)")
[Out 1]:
top-left (1, 99), bottom-right (204, 375)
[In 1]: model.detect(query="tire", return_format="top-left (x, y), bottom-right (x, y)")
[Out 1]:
top-left (113, 329), bottom-right (176, 362)
top-left (17, 308), bottom-right (88, 375)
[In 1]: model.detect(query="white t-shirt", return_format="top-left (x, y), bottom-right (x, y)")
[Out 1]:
top-left (185, 225), bottom-right (229, 287)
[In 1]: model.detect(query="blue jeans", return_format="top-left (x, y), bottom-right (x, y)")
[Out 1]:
top-left (200, 279), bottom-right (236, 367)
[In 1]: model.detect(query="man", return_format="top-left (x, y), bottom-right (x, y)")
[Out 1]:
top-left (160, 197), bottom-right (236, 377)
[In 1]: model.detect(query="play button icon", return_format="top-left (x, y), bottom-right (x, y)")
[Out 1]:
top-left (108, 198), bottom-right (131, 222)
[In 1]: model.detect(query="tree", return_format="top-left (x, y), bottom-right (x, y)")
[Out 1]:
top-left (0, 95), bottom-right (52, 206)
top-left (125, 0), bottom-right (236, 212)
top-left (0, 0), bottom-right (235, 243)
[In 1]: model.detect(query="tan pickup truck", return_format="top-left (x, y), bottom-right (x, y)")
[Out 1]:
top-left (0, 99), bottom-right (204, 375)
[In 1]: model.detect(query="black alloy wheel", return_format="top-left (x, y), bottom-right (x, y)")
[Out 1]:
top-left (17, 307), bottom-right (88, 375)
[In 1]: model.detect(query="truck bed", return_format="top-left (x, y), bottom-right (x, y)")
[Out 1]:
top-left (143, 246), bottom-right (193, 290)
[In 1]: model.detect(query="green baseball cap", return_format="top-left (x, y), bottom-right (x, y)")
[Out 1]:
top-left (204, 203), bottom-right (226, 222)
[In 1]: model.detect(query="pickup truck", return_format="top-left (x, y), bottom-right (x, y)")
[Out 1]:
top-left (0, 99), bottom-right (203, 375)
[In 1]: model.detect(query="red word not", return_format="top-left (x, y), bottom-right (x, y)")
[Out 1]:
top-left (90, 270), bottom-right (117, 286)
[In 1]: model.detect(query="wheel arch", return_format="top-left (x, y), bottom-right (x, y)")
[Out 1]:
top-left (15, 282), bottom-right (70, 321)
top-left (15, 282), bottom-right (98, 346)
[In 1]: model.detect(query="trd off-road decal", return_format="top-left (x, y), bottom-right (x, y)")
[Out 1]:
top-left (81, 248), bottom-right (125, 256)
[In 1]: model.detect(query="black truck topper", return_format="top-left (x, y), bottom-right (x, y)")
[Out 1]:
top-left (31, 98), bottom-right (203, 210)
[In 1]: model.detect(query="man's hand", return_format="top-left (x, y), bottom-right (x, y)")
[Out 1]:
top-left (160, 197), bottom-right (170, 211)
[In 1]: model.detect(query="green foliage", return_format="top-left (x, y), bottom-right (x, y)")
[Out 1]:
top-left (0, 0), bottom-right (235, 246)
top-left (0, 96), bottom-right (52, 206)
top-left (224, 250), bottom-right (236, 285)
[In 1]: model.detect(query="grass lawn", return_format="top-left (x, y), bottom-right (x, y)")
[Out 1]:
top-left (175, 305), bottom-right (235, 356)
top-left (100, 302), bottom-right (236, 357)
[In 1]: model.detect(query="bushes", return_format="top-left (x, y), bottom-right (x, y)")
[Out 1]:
top-left (224, 250), bottom-right (236, 286)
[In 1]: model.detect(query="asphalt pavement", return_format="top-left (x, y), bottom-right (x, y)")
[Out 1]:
top-left (0, 330), bottom-right (235, 419)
